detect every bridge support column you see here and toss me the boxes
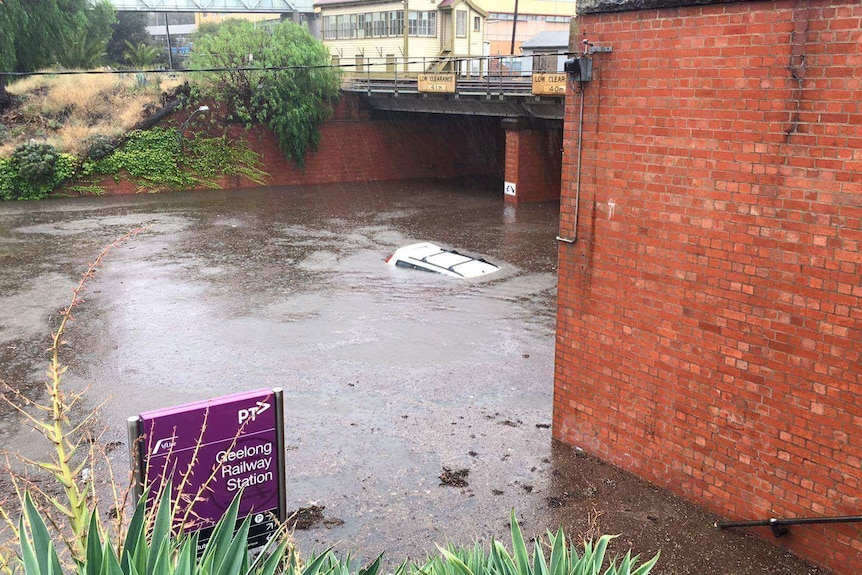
[502,118,562,203]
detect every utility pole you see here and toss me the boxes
[403,0,409,73]
[509,0,519,55]
[164,12,174,70]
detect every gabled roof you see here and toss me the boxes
[438,0,488,17]
[519,30,570,50]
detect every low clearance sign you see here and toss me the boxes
[133,388,286,552]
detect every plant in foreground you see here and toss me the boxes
[19,486,294,575]
[16,501,660,575]
[408,510,659,575]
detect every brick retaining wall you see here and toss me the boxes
[554,0,862,571]
[91,93,504,193]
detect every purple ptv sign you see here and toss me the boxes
[132,388,285,551]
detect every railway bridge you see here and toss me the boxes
[340,70,568,203]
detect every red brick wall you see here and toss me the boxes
[554,0,862,571]
[89,93,504,193]
[504,126,563,203]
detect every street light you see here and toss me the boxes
[178,105,210,148]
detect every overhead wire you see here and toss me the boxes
[0,51,579,78]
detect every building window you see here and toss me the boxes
[323,16,335,40]
[408,11,436,37]
[373,11,387,37]
[408,11,417,35]
[456,11,467,37]
[473,16,480,31]
[331,54,340,67]
[389,10,404,36]
[427,11,437,36]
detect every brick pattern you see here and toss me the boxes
[504,127,563,203]
[554,0,862,571]
[91,94,504,193]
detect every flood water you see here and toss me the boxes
[0,178,561,560]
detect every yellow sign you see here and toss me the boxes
[418,73,456,93]
[531,73,567,96]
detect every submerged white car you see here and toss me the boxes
[387,243,500,279]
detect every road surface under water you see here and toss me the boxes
[0,180,819,574]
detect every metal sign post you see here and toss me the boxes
[128,388,286,553]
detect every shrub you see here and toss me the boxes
[0,143,77,200]
[18,502,660,575]
[11,141,59,184]
[84,134,118,161]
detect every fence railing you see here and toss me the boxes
[337,53,570,97]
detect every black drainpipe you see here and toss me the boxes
[716,515,862,538]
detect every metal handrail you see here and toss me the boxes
[716,514,862,538]
[343,76,539,97]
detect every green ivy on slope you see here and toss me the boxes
[83,126,268,192]
[0,127,269,200]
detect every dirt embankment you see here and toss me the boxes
[0,72,186,158]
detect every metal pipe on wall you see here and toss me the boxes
[573,82,585,241]
[557,78,584,245]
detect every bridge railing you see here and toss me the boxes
[337,54,569,97]
[333,54,565,95]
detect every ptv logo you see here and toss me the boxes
[238,400,271,425]
[152,435,177,455]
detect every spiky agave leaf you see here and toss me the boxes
[509,511,530,575]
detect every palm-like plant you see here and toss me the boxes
[58,31,109,69]
[122,41,161,70]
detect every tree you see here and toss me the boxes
[188,19,341,167]
[57,0,117,69]
[58,1,116,68]
[0,0,116,110]
[0,1,18,109]
[1,0,115,109]
[106,11,152,66]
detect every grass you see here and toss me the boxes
[1,70,185,157]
